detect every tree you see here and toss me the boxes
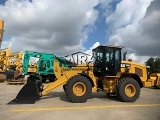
[154,57,160,73]
[145,57,160,74]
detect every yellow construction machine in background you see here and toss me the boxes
[27,62,37,73]
[0,47,25,84]
[8,45,160,104]
[0,20,4,48]
[0,48,10,82]
[148,73,160,89]
[0,20,7,82]
[6,51,25,85]
[9,51,23,71]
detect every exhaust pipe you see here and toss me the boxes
[8,75,43,104]
[123,51,127,60]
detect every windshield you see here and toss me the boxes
[92,48,103,64]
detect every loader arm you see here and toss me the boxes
[42,59,97,95]
[42,71,81,95]
[42,60,81,95]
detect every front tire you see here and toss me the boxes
[65,75,92,103]
[117,77,140,102]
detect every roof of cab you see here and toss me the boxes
[93,45,124,49]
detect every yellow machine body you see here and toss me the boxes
[0,48,10,82]
[42,59,160,96]
[7,51,26,85]
[42,61,97,95]
[121,60,160,88]
[147,73,160,88]
[27,63,37,73]
[9,51,23,71]
[0,48,11,72]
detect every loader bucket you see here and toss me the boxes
[8,75,43,104]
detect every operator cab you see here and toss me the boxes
[92,45,122,76]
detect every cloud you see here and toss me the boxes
[105,0,160,62]
[106,0,152,29]
[84,41,100,60]
[0,0,99,55]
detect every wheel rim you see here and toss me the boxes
[125,84,136,97]
[73,82,86,96]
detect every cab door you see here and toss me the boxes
[105,48,121,76]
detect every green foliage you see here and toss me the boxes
[145,57,160,74]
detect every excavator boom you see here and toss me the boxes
[0,20,4,48]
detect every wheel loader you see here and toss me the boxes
[8,45,160,104]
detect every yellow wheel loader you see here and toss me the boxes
[8,45,160,104]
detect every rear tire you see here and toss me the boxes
[41,76,46,83]
[48,75,56,82]
[65,75,92,103]
[117,77,140,102]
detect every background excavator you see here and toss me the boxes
[0,20,4,48]
[0,48,25,84]
[21,50,71,83]
[0,20,6,82]
[0,48,10,82]
[8,45,160,104]
[6,51,25,84]
[5,49,73,85]
[9,51,23,71]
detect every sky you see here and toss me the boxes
[0,0,160,63]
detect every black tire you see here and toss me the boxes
[42,79,46,83]
[41,75,46,83]
[35,75,42,82]
[49,79,53,82]
[65,75,92,103]
[117,77,140,102]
